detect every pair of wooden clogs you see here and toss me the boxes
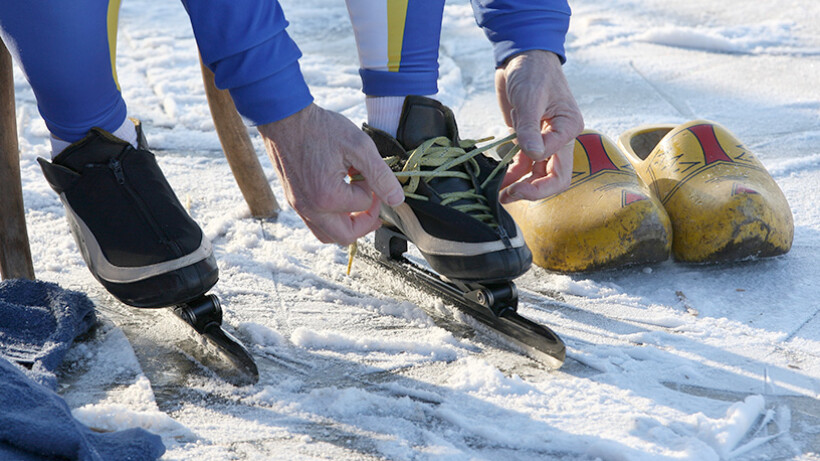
[504,120,794,272]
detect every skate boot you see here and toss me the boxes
[364,96,531,282]
[38,121,218,308]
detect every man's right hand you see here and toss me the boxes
[258,103,404,245]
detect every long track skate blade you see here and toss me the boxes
[171,301,259,386]
[200,323,259,386]
[492,312,565,369]
[400,264,565,369]
[358,239,565,369]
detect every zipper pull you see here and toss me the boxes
[497,221,512,248]
[109,158,125,184]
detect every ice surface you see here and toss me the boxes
[7,0,819,459]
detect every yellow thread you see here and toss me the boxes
[346,241,358,275]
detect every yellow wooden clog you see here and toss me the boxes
[617,120,793,262]
[504,130,672,272]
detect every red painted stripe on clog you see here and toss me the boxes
[578,133,619,175]
[688,124,733,165]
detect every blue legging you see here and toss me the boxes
[0,0,445,142]
[0,0,127,142]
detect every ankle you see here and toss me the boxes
[366,95,435,137]
[50,136,71,158]
[111,118,139,149]
[50,119,138,159]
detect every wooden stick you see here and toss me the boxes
[0,39,35,280]
[199,59,279,219]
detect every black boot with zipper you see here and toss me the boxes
[38,121,218,308]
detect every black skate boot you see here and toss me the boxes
[38,121,218,308]
[364,96,532,282]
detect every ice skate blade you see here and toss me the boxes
[357,241,565,369]
[172,295,259,386]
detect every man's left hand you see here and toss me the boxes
[494,50,584,204]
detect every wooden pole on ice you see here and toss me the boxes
[199,58,280,219]
[0,39,35,280]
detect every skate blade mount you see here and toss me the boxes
[366,227,565,369]
[172,294,259,386]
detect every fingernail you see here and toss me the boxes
[523,145,546,159]
[523,143,543,153]
[387,189,405,207]
[500,189,520,204]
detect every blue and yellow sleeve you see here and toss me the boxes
[346,0,445,97]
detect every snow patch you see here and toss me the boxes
[637,26,741,53]
[239,322,287,348]
[71,376,191,437]
[290,327,460,361]
[635,22,805,55]
[72,403,191,438]
[445,357,534,396]
[693,395,769,458]
[767,153,820,178]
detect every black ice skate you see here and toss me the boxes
[358,97,564,368]
[39,122,258,385]
[38,121,217,308]
[364,95,532,283]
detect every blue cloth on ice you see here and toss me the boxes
[0,279,165,460]
[0,278,96,387]
[0,358,166,461]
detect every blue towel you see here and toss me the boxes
[0,279,165,460]
[0,279,96,387]
[0,358,166,461]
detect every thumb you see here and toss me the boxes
[511,107,546,161]
[351,142,405,207]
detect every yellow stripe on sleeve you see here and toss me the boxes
[386,0,409,72]
[107,0,121,90]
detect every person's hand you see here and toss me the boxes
[258,103,404,245]
[494,50,584,204]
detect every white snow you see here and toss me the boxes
[9,0,820,459]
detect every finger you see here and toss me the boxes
[501,152,572,203]
[320,195,382,245]
[494,69,514,128]
[302,217,335,244]
[500,175,563,203]
[500,153,533,189]
[325,180,378,214]
[548,140,575,183]
[541,114,584,156]
[510,106,547,161]
[348,195,384,239]
[348,137,404,207]
[532,155,549,178]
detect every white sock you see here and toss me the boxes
[50,119,138,159]
[111,118,138,149]
[366,95,438,137]
[366,96,406,137]
[49,136,71,158]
